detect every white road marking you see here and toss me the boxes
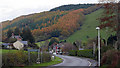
[88,61,92,66]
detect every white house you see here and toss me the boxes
[13,41,28,50]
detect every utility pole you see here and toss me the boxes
[93,42,96,57]
[41,47,42,63]
[96,27,100,66]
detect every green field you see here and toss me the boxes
[0,49,18,54]
[66,9,114,43]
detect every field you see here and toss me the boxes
[66,9,114,43]
[0,49,18,54]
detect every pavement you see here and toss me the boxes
[47,55,98,68]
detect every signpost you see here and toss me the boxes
[28,49,40,64]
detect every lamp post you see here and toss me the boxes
[96,27,100,66]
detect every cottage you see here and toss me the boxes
[11,33,22,40]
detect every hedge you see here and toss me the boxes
[69,50,77,56]
[69,49,96,58]
[77,49,93,58]
[2,50,51,67]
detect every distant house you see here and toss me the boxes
[13,40,28,50]
[2,43,9,48]
[2,43,13,49]
[11,33,22,40]
[53,43,63,54]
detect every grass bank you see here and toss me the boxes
[17,56,63,68]
[66,9,115,43]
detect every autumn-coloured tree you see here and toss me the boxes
[98,0,120,49]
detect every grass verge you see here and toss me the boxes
[16,56,63,68]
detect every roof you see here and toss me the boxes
[11,35,22,39]
[13,41,24,50]
[2,43,10,46]
[20,41,28,45]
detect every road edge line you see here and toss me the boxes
[88,61,92,66]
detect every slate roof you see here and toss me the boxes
[2,43,10,46]
[20,41,28,45]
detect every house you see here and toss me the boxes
[13,40,28,50]
[11,33,22,40]
[2,43,13,49]
[53,43,63,54]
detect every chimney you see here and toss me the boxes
[12,33,14,38]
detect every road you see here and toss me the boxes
[48,55,97,68]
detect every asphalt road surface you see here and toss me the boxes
[48,55,98,68]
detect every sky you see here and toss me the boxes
[0,0,99,22]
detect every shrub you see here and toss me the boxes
[69,49,96,58]
[77,49,93,58]
[2,51,28,66]
[2,51,51,67]
[42,53,51,63]
[62,43,77,53]
[101,46,113,55]
[69,50,77,56]
[101,50,120,68]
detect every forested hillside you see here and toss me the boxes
[50,4,95,11]
[2,4,102,42]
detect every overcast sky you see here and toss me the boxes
[0,0,99,22]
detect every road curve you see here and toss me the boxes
[53,55,89,66]
[47,55,97,68]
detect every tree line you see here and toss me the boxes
[6,27,35,43]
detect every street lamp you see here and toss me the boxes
[96,27,100,66]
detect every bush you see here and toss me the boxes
[62,43,77,53]
[69,50,77,56]
[77,49,93,58]
[69,49,96,58]
[42,53,51,63]
[101,46,113,55]
[101,50,120,68]
[2,51,28,66]
[2,51,51,67]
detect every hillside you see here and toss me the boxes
[66,9,109,43]
[2,4,103,42]
[2,11,69,30]
[50,4,95,11]
[2,9,85,42]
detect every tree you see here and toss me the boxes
[73,40,82,50]
[22,27,35,43]
[14,27,20,35]
[7,29,13,38]
[9,38,17,43]
[49,37,59,46]
[98,0,120,49]
[51,30,61,37]
[62,43,77,52]
[117,2,120,50]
